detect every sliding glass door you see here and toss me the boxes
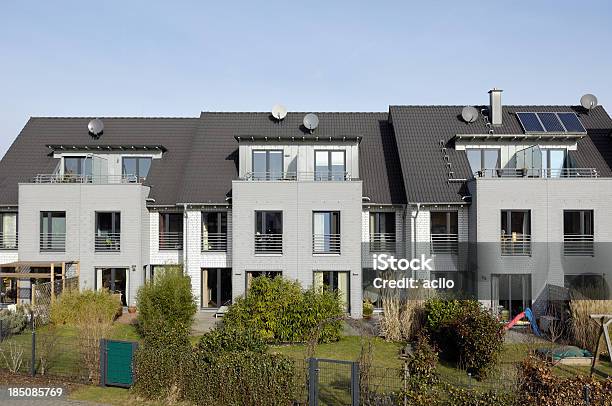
[201,268,232,308]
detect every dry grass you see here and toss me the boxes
[380,285,434,342]
[569,299,612,355]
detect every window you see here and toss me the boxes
[541,149,566,178]
[500,210,531,256]
[96,268,127,306]
[0,212,17,250]
[159,213,183,250]
[246,271,282,291]
[202,212,228,252]
[369,212,396,252]
[313,212,340,254]
[564,274,608,299]
[122,157,152,182]
[430,211,458,254]
[64,156,92,177]
[563,210,594,256]
[95,212,121,252]
[252,150,283,180]
[314,271,349,311]
[467,149,500,177]
[255,211,282,254]
[315,150,346,181]
[40,212,66,252]
[201,268,232,308]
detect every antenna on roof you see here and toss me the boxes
[271,104,287,121]
[88,118,104,139]
[303,113,319,134]
[580,94,598,113]
[461,106,479,123]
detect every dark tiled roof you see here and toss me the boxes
[390,105,612,203]
[176,112,406,204]
[0,117,199,206]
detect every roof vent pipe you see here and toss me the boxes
[488,88,503,126]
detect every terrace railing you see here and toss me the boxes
[241,171,354,181]
[39,233,66,252]
[431,233,459,254]
[0,232,18,250]
[501,234,532,256]
[159,232,183,250]
[254,233,282,254]
[202,233,228,252]
[563,234,595,256]
[369,233,396,252]
[474,168,598,179]
[95,233,121,252]
[32,174,140,184]
[312,233,341,254]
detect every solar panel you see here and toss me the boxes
[537,113,565,132]
[557,113,587,133]
[516,112,544,132]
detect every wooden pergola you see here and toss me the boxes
[0,260,80,304]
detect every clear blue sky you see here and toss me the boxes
[1,1,611,157]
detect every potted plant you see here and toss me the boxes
[363,300,374,319]
[128,305,137,314]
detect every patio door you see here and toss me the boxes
[96,268,128,306]
[201,268,232,308]
[491,274,531,320]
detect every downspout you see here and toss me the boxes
[410,203,421,279]
[183,204,188,274]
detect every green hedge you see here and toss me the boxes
[223,276,343,343]
[50,289,119,325]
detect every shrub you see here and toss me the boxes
[223,276,343,343]
[183,351,298,406]
[405,335,439,389]
[424,299,503,379]
[0,305,30,335]
[194,326,267,364]
[363,300,374,318]
[136,265,197,337]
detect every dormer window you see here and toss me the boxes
[64,156,92,177]
[122,157,152,182]
[467,149,500,177]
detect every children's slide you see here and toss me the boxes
[503,308,541,336]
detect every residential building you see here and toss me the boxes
[1,90,610,319]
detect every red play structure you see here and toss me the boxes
[503,308,541,336]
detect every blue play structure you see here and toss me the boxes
[504,307,542,336]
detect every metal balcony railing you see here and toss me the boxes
[95,233,121,252]
[313,233,341,254]
[202,233,228,252]
[474,168,598,179]
[0,232,18,250]
[564,234,594,256]
[501,234,532,256]
[159,232,183,250]
[431,233,459,254]
[32,174,140,184]
[369,233,396,252]
[241,171,353,181]
[254,233,282,254]
[40,233,66,252]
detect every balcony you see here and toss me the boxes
[95,233,121,252]
[32,174,141,184]
[474,168,598,179]
[564,234,594,256]
[254,233,282,254]
[313,233,341,254]
[240,171,354,182]
[369,233,396,252]
[40,233,66,252]
[159,232,183,250]
[202,233,228,252]
[0,232,18,250]
[431,234,459,255]
[501,234,531,256]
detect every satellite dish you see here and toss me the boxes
[271,104,287,120]
[461,106,479,123]
[88,118,104,138]
[303,113,319,132]
[580,94,598,111]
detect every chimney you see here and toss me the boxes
[488,88,503,126]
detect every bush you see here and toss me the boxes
[0,305,30,335]
[223,276,343,343]
[405,335,439,390]
[50,289,119,325]
[194,326,267,364]
[518,355,612,405]
[183,351,298,406]
[136,265,197,337]
[424,299,503,379]
[363,300,374,317]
